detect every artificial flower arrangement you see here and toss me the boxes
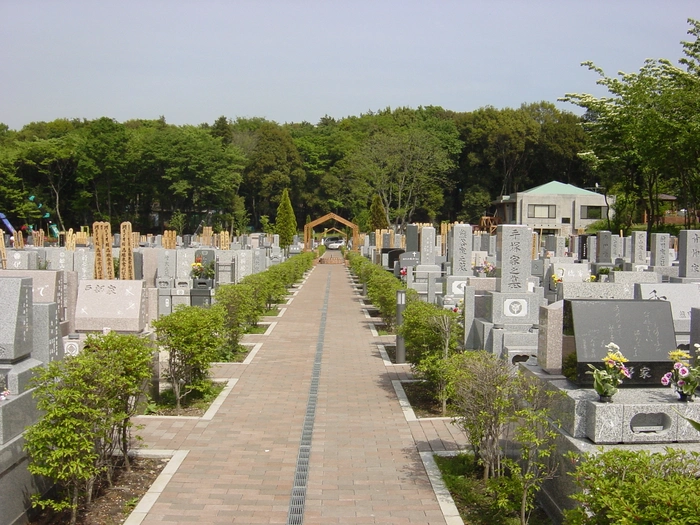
[661,345,700,400]
[587,342,632,400]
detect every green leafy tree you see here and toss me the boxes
[24,333,152,525]
[80,332,153,471]
[153,305,225,413]
[25,357,104,524]
[242,123,305,228]
[561,19,700,236]
[368,193,389,231]
[15,133,81,230]
[274,188,297,248]
[168,209,187,235]
[400,300,460,414]
[502,375,561,525]
[346,128,454,231]
[452,351,520,480]
[458,185,492,224]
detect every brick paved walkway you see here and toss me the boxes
[130,263,466,524]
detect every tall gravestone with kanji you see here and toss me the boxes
[496,225,531,293]
[678,230,700,279]
[449,224,472,277]
[650,233,671,267]
[471,224,540,362]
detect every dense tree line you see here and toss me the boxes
[0,103,589,235]
[2,19,697,236]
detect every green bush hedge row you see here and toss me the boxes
[216,252,315,350]
[347,252,407,331]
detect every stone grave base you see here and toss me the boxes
[517,363,700,523]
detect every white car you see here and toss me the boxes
[327,239,346,250]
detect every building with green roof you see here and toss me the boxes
[492,181,614,236]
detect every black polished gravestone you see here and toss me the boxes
[566,299,677,387]
[380,248,404,270]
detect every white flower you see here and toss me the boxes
[605,342,620,351]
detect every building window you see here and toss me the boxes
[527,204,556,219]
[581,206,606,219]
[561,217,571,224]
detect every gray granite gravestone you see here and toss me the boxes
[596,231,612,264]
[398,252,420,270]
[678,230,700,278]
[555,236,566,257]
[157,249,176,280]
[650,233,671,267]
[0,278,33,361]
[420,226,436,265]
[568,299,676,386]
[496,225,532,293]
[480,234,491,252]
[252,248,267,274]
[587,236,597,263]
[195,249,216,267]
[450,224,472,277]
[6,250,38,270]
[538,300,564,373]
[543,235,555,254]
[234,250,250,281]
[631,231,647,264]
[75,280,147,332]
[634,282,700,343]
[611,234,622,261]
[31,302,62,364]
[368,232,376,247]
[45,247,74,271]
[557,282,635,301]
[0,270,66,323]
[175,249,197,280]
[73,248,95,279]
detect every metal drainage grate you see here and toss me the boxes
[286,272,331,525]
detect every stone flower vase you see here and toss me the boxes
[598,394,613,403]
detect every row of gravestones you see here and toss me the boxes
[360,225,700,374]
[0,277,64,525]
[3,245,304,319]
[4,231,292,251]
[0,239,305,525]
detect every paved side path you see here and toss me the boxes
[132,263,466,524]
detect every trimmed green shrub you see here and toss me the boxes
[24,333,153,524]
[153,304,225,413]
[565,448,700,525]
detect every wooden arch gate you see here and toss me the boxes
[304,213,360,252]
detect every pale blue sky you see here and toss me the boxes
[1,0,697,130]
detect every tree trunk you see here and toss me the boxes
[70,484,79,525]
